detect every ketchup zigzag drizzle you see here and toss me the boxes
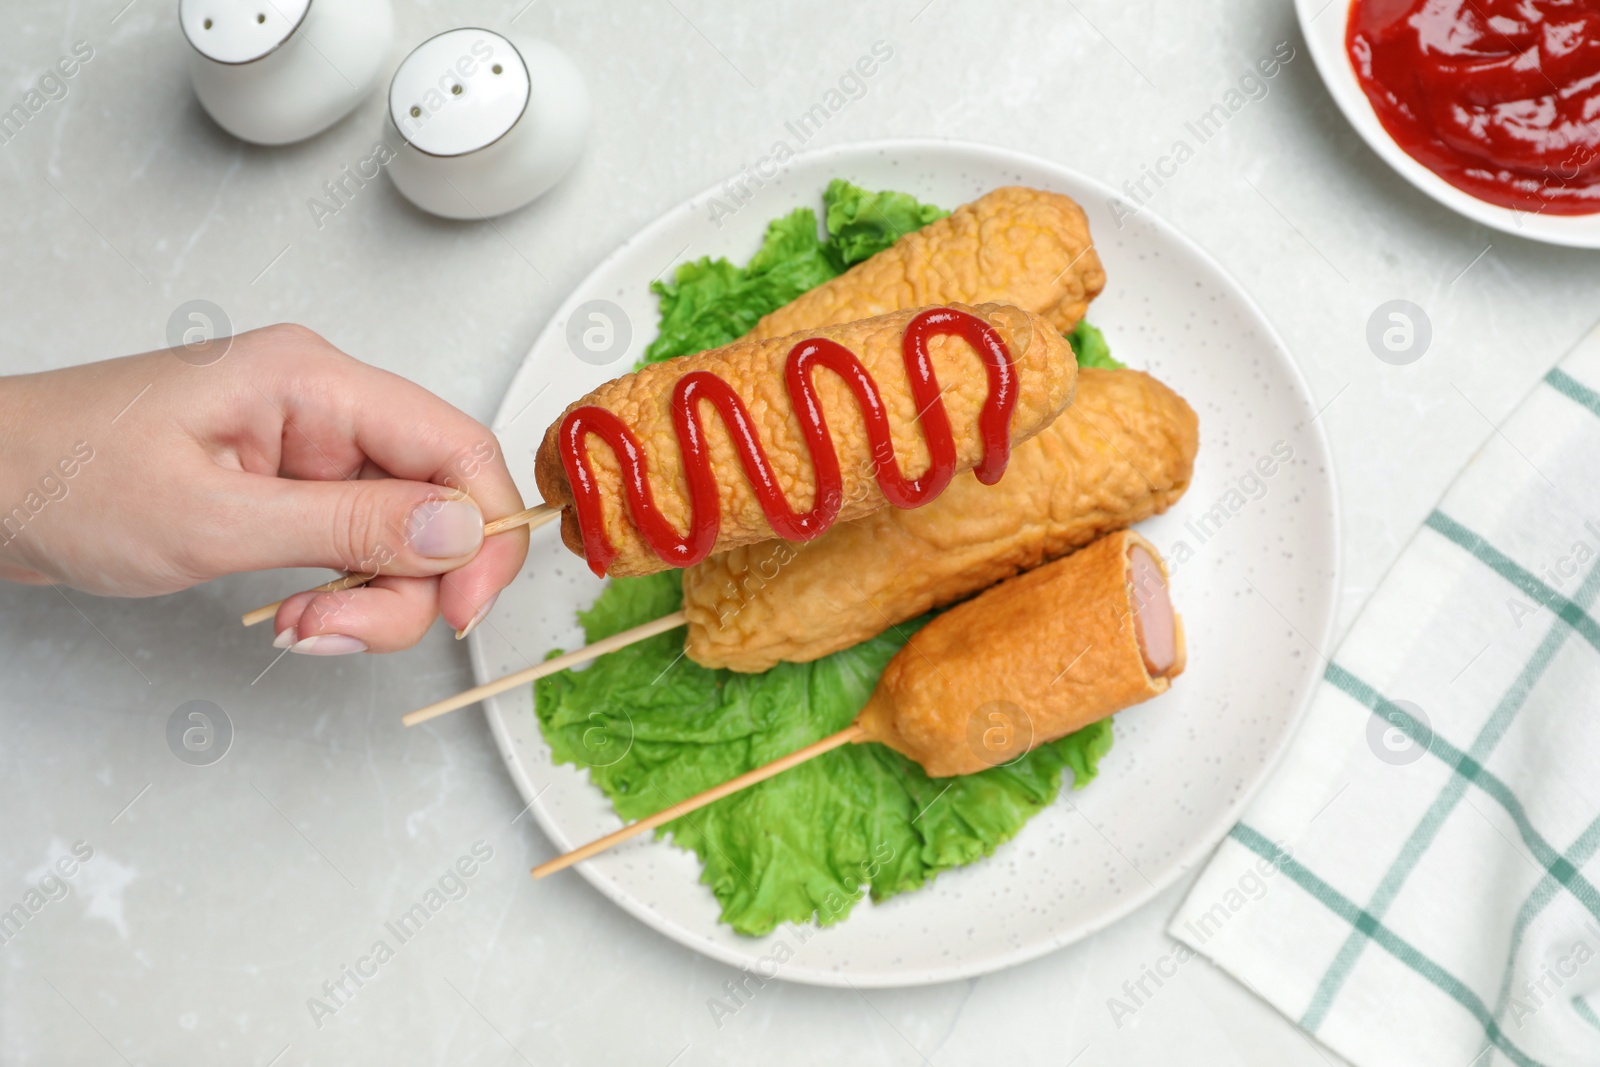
[558,307,1017,577]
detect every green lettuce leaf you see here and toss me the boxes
[536,573,1115,937]
[640,209,836,366]
[820,178,948,270]
[1068,319,1124,370]
[640,181,947,367]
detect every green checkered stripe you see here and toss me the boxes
[1184,366,1600,1067]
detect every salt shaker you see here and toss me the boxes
[181,0,394,146]
[384,29,589,220]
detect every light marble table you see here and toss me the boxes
[4,1,1598,1064]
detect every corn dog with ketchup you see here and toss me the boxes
[535,184,1105,579]
[535,302,1077,578]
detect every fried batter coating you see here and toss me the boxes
[856,530,1183,778]
[682,368,1197,671]
[535,303,1077,577]
[748,186,1107,342]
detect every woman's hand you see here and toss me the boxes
[0,324,529,654]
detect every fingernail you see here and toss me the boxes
[272,626,298,649]
[290,634,368,656]
[407,498,483,559]
[455,592,499,640]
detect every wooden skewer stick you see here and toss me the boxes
[531,724,867,879]
[481,503,561,538]
[240,572,371,628]
[240,502,562,627]
[402,610,689,727]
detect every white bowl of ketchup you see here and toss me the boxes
[1297,0,1600,247]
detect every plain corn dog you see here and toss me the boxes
[856,529,1184,778]
[748,186,1107,342]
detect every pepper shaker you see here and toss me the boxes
[181,0,394,146]
[384,29,589,220]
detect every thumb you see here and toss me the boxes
[199,473,486,579]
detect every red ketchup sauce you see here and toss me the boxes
[557,306,1017,577]
[1347,0,1600,214]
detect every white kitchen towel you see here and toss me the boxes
[1169,328,1600,1067]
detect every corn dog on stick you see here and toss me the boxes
[536,184,1103,579]
[748,186,1107,341]
[535,302,1076,577]
[857,529,1183,778]
[683,368,1197,672]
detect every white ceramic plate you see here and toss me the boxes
[1297,0,1600,247]
[471,140,1340,987]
